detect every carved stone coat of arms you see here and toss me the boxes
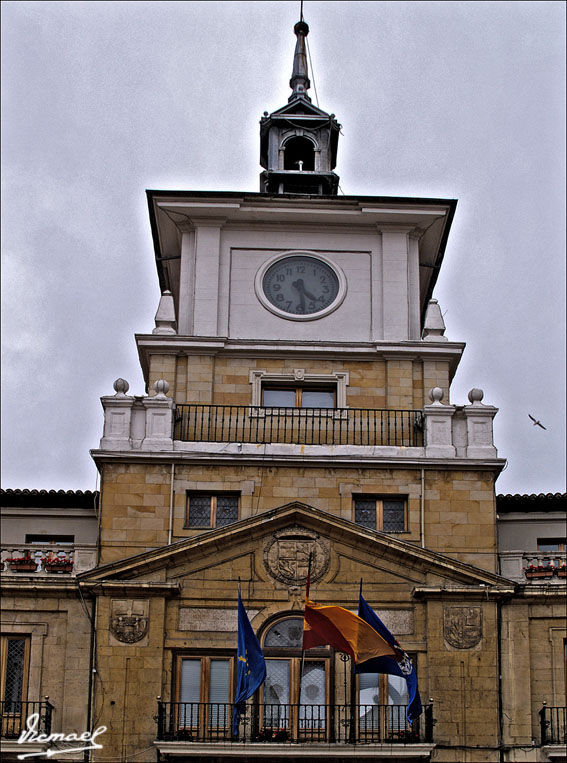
[443,606,482,649]
[264,526,330,586]
[110,599,149,644]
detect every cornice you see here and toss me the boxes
[412,585,516,601]
[90,445,506,474]
[77,581,180,596]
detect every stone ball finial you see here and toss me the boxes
[429,387,444,404]
[113,378,129,396]
[154,379,170,398]
[468,388,484,405]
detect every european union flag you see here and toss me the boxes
[356,590,422,724]
[232,584,266,737]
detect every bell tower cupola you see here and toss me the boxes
[260,17,341,195]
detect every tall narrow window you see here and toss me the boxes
[358,671,411,737]
[262,618,330,739]
[1,635,30,737]
[178,657,232,732]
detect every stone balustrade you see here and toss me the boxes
[99,378,499,460]
[499,550,567,583]
[0,544,97,575]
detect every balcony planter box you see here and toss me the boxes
[44,562,73,574]
[525,569,553,579]
[557,568,567,578]
[8,560,38,572]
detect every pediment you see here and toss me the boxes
[270,99,331,119]
[78,502,510,591]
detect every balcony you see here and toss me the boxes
[1,699,53,739]
[0,544,97,576]
[156,701,434,757]
[174,405,424,447]
[540,705,567,746]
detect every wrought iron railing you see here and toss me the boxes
[174,405,424,447]
[540,704,566,745]
[1,699,53,738]
[156,701,433,744]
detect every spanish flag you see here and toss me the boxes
[303,598,399,664]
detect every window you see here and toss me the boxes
[177,656,232,730]
[354,497,407,532]
[25,534,74,545]
[186,494,239,529]
[262,387,335,409]
[261,618,329,738]
[249,370,349,409]
[1,635,30,737]
[358,670,412,735]
[537,538,566,553]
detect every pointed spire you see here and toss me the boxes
[289,20,311,101]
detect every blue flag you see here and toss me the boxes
[232,584,266,737]
[356,590,422,724]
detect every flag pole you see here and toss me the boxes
[299,552,313,706]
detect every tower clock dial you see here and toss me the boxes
[257,253,346,320]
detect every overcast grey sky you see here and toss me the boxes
[1,0,565,495]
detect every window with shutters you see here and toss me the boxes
[185,493,239,529]
[353,496,407,532]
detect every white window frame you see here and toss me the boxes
[249,369,349,418]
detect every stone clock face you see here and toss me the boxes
[261,254,341,317]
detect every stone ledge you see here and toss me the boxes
[154,741,436,758]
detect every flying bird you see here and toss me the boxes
[528,414,547,430]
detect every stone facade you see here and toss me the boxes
[1,16,565,763]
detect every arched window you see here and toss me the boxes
[283,136,315,171]
[261,616,329,739]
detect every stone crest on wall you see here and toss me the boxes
[110,599,149,644]
[443,605,482,649]
[264,526,330,586]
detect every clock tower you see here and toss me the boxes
[88,15,514,763]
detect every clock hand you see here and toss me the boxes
[303,288,317,301]
[292,280,306,311]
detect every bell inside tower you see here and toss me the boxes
[283,137,315,171]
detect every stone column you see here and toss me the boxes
[464,388,498,458]
[142,380,174,451]
[100,378,133,450]
[424,387,456,457]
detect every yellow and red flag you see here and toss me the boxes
[303,598,399,664]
